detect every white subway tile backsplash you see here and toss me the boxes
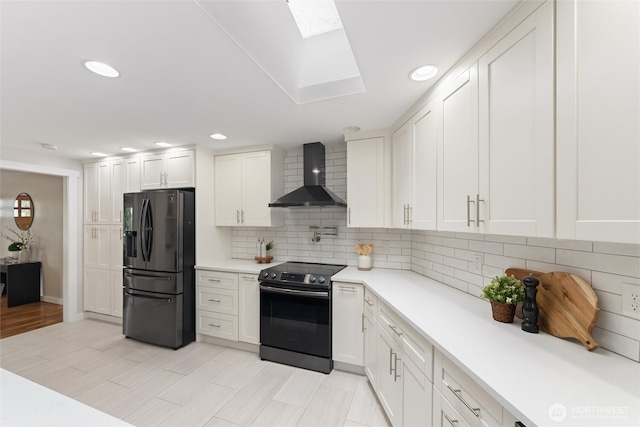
[504,244,556,263]
[557,249,640,278]
[228,142,640,361]
[593,242,640,257]
[591,328,640,362]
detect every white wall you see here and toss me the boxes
[0,170,64,301]
[230,142,640,362]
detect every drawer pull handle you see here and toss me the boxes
[444,414,458,427]
[339,286,357,293]
[362,313,365,332]
[208,299,221,303]
[389,325,403,337]
[364,298,374,307]
[208,323,221,328]
[447,384,481,417]
[208,278,221,282]
[241,276,255,280]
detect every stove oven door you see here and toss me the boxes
[259,283,331,358]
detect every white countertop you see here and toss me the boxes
[0,369,132,426]
[195,259,282,275]
[333,267,640,427]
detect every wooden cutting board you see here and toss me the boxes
[505,268,600,351]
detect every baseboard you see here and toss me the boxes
[41,295,63,305]
[333,361,365,375]
[85,312,123,325]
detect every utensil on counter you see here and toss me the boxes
[505,268,600,351]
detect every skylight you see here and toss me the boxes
[287,0,343,39]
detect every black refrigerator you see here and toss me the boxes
[122,189,195,349]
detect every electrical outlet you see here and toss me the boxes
[470,252,483,274]
[622,283,640,320]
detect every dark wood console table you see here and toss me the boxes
[0,261,42,307]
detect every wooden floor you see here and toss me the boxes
[0,295,63,339]
[1,319,390,427]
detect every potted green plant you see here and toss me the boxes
[265,240,275,257]
[481,275,525,323]
[7,241,22,259]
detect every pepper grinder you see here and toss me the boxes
[521,275,540,333]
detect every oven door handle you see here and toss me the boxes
[260,284,329,299]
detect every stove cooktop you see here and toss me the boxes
[258,261,347,288]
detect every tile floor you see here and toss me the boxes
[0,319,391,427]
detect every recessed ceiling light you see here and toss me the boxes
[83,61,120,78]
[343,126,361,133]
[287,0,343,39]
[41,143,58,150]
[121,147,138,152]
[409,65,438,82]
[91,152,107,157]
[155,142,172,148]
[210,133,227,140]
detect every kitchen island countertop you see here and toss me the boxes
[333,266,640,427]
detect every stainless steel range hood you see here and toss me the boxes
[269,142,347,208]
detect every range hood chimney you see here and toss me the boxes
[269,142,347,208]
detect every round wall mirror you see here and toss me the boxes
[14,193,34,230]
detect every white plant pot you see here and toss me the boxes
[358,255,372,271]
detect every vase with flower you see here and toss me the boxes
[1,227,34,263]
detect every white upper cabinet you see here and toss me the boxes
[140,150,194,190]
[84,161,111,224]
[347,135,386,228]
[557,0,640,244]
[391,101,437,230]
[214,149,284,227]
[478,0,554,237]
[437,1,553,237]
[437,65,480,233]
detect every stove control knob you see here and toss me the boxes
[262,272,269,279]
[271,272,277,279]
[309,276,316,283]
[318,276,326,284]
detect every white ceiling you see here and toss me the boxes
[0,0,519,161]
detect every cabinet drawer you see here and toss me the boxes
[434,388,471,427]
[378,301,433,381]
[364,287,378,317]
[197,311,238,341]
[196,270,238,291]
[197,288,238,315]
[437,351,503,427]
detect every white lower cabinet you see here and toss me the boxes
[332,282,364,366]
[196,270,239,340]
[434,349,516,427]
[110,270,123,318]
[195,269,259,345]
[369,298,434,427]
[238,274,260,344]
[363,288,379,389]
[84,268,111,315]
[433,388,471,427]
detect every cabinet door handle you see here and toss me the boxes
[241,210,245,224]
[444,414,458,427]
[207,298,221,303]
[208,323,221,328]
[362,313,365,332]
[476,194,484,226]
[236,210,240,224]
[446,384,481,417]
[389,348,394,375]
[403,204,408,225]
[408,205,413,225]
[364,298,374,307]
[389,324,403,338]
[393,355,401,382]
[348,208,351,225]
[466,195,475,227]
[338,285,357,293]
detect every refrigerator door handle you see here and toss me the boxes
[144,199,154,261]
[126,290,171,303]
[140,199,148,261]
[124,271,172,281]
